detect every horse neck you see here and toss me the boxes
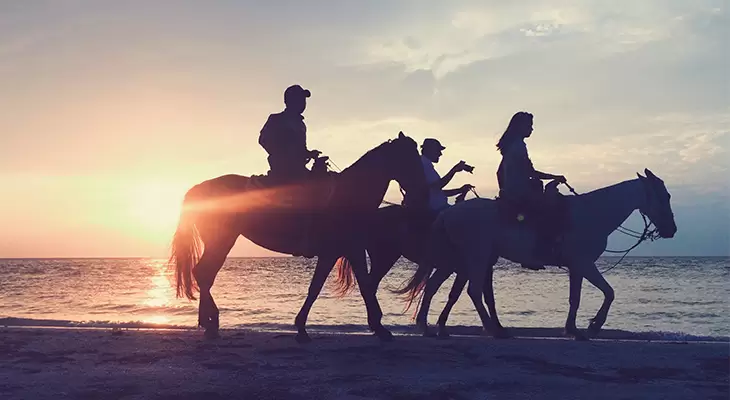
[571,178,645,237]
[335,148,391,211]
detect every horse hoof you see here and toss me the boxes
[587,320,602,337]
[421,329,436,338]
[204,329,221,340]
[492,328,511,339]
[374,328,394,342]
[564,329,589,341]
[295,332,312,344]
[574,333,590,342]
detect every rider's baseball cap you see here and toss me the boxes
[421,138,446,151]
[284,85,311,103]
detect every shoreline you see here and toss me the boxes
[1,327,727,399]
[2,317,728,343]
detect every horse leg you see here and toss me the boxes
[465,260,493,335]
[415,267,452,337]
[349,249,393,341]
[294,254,339,343]
[367,248,401,332]
[482,261,510,338]
[192,234,237,340]
[564,267,588,341]
[369,247,401,293]
[436,273,467,338]
[582,263,615,337]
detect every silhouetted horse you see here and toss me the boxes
[169,132,429,342]
[398,169,677,340]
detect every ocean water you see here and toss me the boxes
[0,257,727,338]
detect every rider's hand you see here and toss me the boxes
[460,184,474,193]
[555,175,567,183]
[454,160,468,172]
[308,149,322,158]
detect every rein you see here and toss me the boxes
[562,181,660,274]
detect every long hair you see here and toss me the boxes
[496,111,533,155]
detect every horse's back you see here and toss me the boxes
[439,198,498,251]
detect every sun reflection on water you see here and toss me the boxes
[141,260,174,324]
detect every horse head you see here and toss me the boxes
[386,132,429,211]
[637,168,677,238]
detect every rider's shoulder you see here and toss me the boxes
[504,139,528,156]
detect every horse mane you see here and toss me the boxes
[340,138,399,173]
[566,179,639,202]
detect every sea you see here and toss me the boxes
[0,257,727,339]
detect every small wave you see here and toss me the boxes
[0,317,192,330]
[233,323,729,342]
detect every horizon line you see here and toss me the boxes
[0,255,727,260]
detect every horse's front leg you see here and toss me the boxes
[294,254,338,343]
[349,249,392,341]
[564,267,588,341]
[582,263,615,337]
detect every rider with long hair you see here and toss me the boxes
[496,111,566,267]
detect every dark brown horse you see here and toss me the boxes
[169,132,429,342]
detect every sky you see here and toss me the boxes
[1,0,728,258]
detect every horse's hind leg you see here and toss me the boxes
[436,273,467,338]
[193,231,237,340]
[416,267,452,337]
[581,263,615,337]
[294,253,338,343]
[482,260,509,338]
[368,245,401,294]
[465,258,493,335]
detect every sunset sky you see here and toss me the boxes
[1,1,727,258]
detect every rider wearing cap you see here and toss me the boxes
[420,138,473,214]
[259,85,321,183]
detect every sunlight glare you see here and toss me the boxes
[126,181,185,239]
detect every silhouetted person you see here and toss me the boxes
[496,111,566,268]
[420,138,473,214]
[259,85,321,183]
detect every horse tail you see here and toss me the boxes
[332,257,356,297]
[169,191,203,300]
[392,260,432,312]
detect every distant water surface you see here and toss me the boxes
[0,257,727,338]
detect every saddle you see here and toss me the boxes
[496,181,570,265]
[242,157,337,257]
[249,156,336,210]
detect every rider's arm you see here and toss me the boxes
[436,167,458,189]
[533,170,566,182]
[436,161,467,189]
[258,115,277,154]
[443,188,462,197]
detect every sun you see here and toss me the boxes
[126,181,185,238]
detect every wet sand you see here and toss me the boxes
[0,327,727,399]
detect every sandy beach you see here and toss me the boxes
[0,327,727,400]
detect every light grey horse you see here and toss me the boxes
[398,169,677,340]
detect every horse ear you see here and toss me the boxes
[637,172,646,180]
[644,168,656,179]
[398,131,405,139]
